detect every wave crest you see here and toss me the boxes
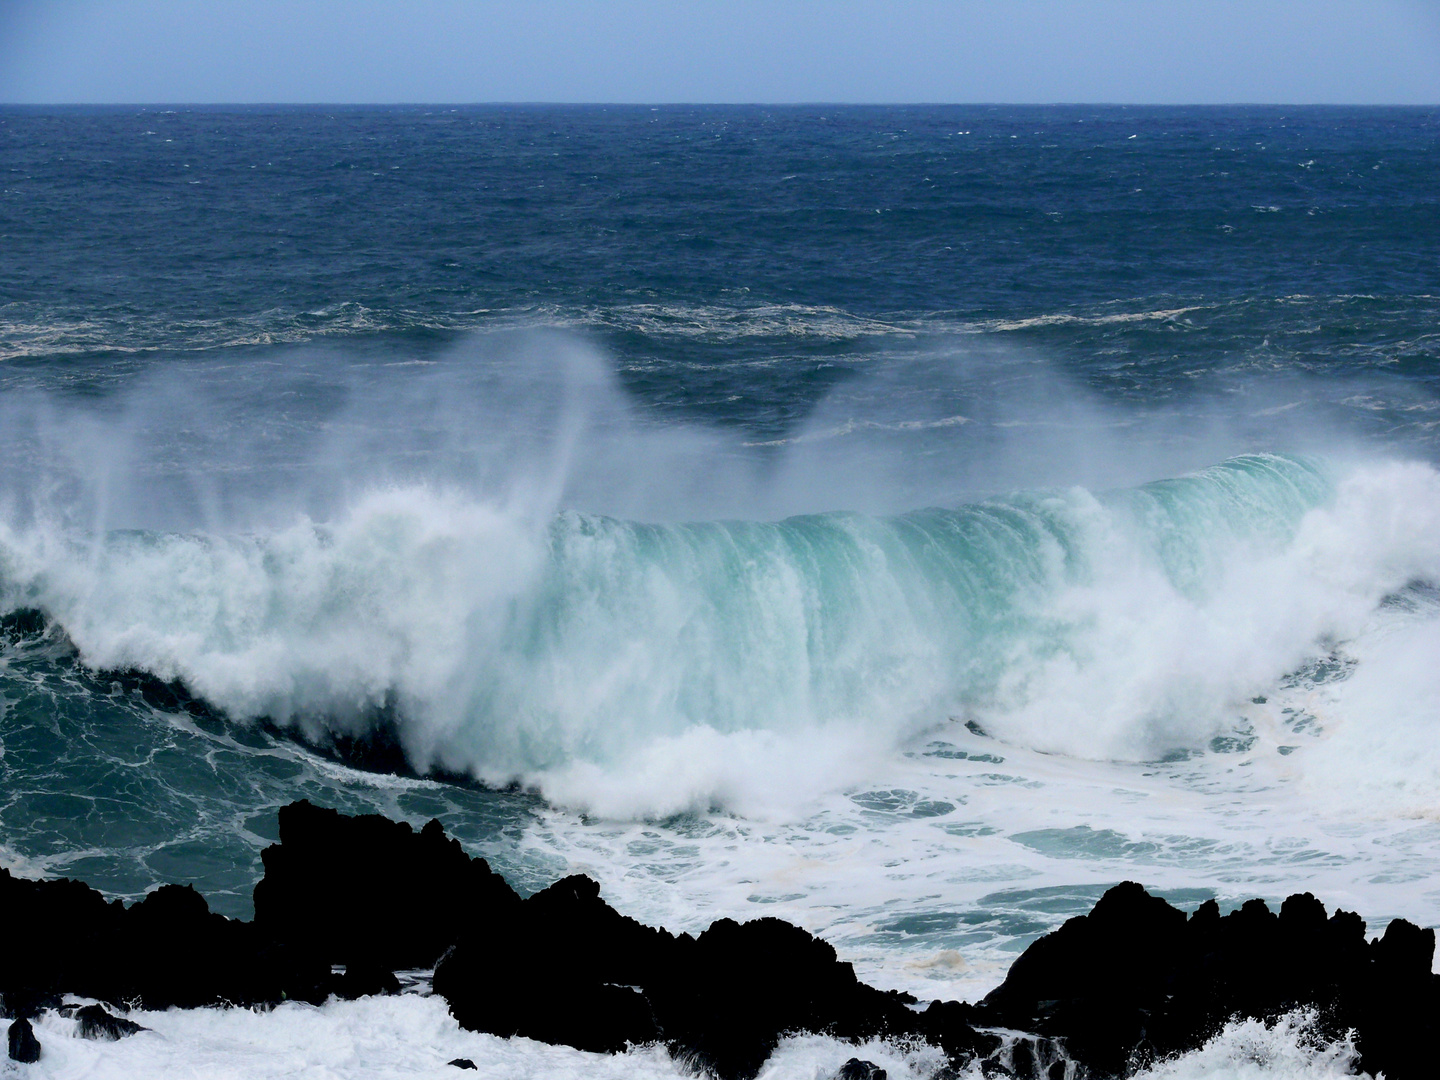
[7,452,1439,818]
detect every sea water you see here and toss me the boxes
[2,104,1438,1077]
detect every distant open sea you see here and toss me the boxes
[2,104,1439,1078]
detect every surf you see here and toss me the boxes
[3,448,1438,822]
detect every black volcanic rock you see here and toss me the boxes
[104,883,317,1008]
[975,881,1440,1079]
[7,1016,40,1062]
[0,799,519,1015]
[434,872,996,1080]
[253,799,520,971]
[2,806,1436,1080]
[0,870,332,1012]
[0,868,119,1012]
[655,914,959,1080]
[434,873,669,1054]
[74,1004,147,1040]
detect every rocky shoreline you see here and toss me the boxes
[1,800,1434,1078]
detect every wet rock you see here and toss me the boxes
[1,805,980,1079]
[655,914,952,1080]
[975,881,1440,1080]
[0,799,511,1013]
[988,1034,1072,1080]
[435,872,995,1080]
[835,1059,887,1080]
[97,883,333,1009]
[1009,1038,1037,1078]
[0,869,331,1011]
[7,1016,40,1063]
[253,799,521,971]
[74,1003,147,1040]
[435,874,664,1055]
[916,998,990,1064]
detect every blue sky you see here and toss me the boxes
[2,0,1438,105]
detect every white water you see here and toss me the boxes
[3,1003,1368,1079]
[2,455,1438,821]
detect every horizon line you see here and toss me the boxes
[3,100,1438,109]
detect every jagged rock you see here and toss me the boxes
[4,808,1436,1080]
[0,806,982,1079]
[253,799,520,970]
[7,1016,40,1063]
[835,1059,887,1080]
[654,914,955,1080]
[975,881,1440,1080]
[107,883,321,1008]
[74,1003,147,1040]
[915,998,988,1064]
[0,870,332,1011]
[435,872,995,1080]
[434,873,666,1054]
[0,799,496,1012]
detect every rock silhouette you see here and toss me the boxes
[0,871,333,1011]
[6,1016,40,1062]
[254,799,520,971]
[976,880,1440,1079]
[0,805,1436,1079]
[73,1004,147,1041]
[432,871,992,1079]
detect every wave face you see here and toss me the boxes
[7,449,1438,817]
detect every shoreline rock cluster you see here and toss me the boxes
[975,880,1437,1079]
[1,800,1435,1079]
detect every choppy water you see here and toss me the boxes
[2,104,1439,1075]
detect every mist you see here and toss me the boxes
[0,329,1422,537]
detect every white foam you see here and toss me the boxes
[5,1002,1371,1080]
[3,456,1440,829]
[535,723,892,821]
[1295,614,1440,820]
[13,997,687,1080]
[1131,1012,1365,1079]
[984,458,1440,762]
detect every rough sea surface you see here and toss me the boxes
[2,104,1439,1077]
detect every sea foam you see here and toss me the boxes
[7,1002,1370,1080]
[2,450,1439,823]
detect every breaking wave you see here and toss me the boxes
[4,447,1439,818]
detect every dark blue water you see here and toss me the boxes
[0,107,1437,975]
[4,106,1438,416]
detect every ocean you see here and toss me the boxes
[1,103,1438,1077]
